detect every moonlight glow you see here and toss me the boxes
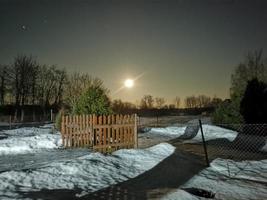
[124,79,134,88]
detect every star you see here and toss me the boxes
[21,25,27,31]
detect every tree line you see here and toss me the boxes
[0,55,67,108]
[0,55,110,121]
[112,95,222,113]
[0,54,225,122]
[138,95,221,109]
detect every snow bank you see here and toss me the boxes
[0,127,62,155]
[149,126,186,137]
[163,158,267,200]
[0,143,175,200]
[148,125,237,142]
[186,125,238,143]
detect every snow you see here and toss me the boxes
[162,158,267,200]
[187,125,238,143]
[0,143,175,200]
[163,189,200,200]
[147,125,238,142]
[149,126,186,137]
[0,127,62,155]
[1,125,266,200]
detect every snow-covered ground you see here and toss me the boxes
[0,125,266,200]
[148,125,267,153]
[0,143,175,200]
[0,127,62,155]
[163,158,267,200]
[149,126,187,137]
[148,125,238,142]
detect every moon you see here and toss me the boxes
[124,79,134,88]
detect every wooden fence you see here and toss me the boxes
[61,114,137,152]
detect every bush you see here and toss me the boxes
[212,99,243,124]
[240,78,267,124]
[73,85,112,115]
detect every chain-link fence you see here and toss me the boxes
[180,122,267,161]
[138,117,267,180]
[173,122,267,196]
[164,121,267,186]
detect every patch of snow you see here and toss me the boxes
[186,125,238,143]
[0,127,62,155]
[149,126,186,137]
[162,189,200,200]
[0,143,175,200]
[147,125,237,143]
[39,123,54,128]
[162,158,267,200]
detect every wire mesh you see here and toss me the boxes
[178,123,267,181]
[137,117,267,187]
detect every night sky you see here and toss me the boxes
[1,0,267,103]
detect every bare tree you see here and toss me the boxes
[0,65,8,105]
[184,96,197,108]
[196,95,211,108]
[155,97,166,109]
[140,95,154,109]
[36,65,57,107]
[7,55,39,121]
[64,72,106,112]
[231,49,267,100]
[30,64,40,105]
[112,99,136,113]
[10,55,38,106]
[174,96,181,108]
[53,68,67,105]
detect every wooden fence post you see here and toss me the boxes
[92,114,96,146]
[134,114,138,148]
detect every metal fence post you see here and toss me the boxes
[9,115,12,130]
[199,119,210,167]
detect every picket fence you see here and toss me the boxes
[61,114,137,153]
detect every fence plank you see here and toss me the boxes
[61,115,65,146]
[103,115,107,153]
[89,115,92,145]
[107,115,111,148]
